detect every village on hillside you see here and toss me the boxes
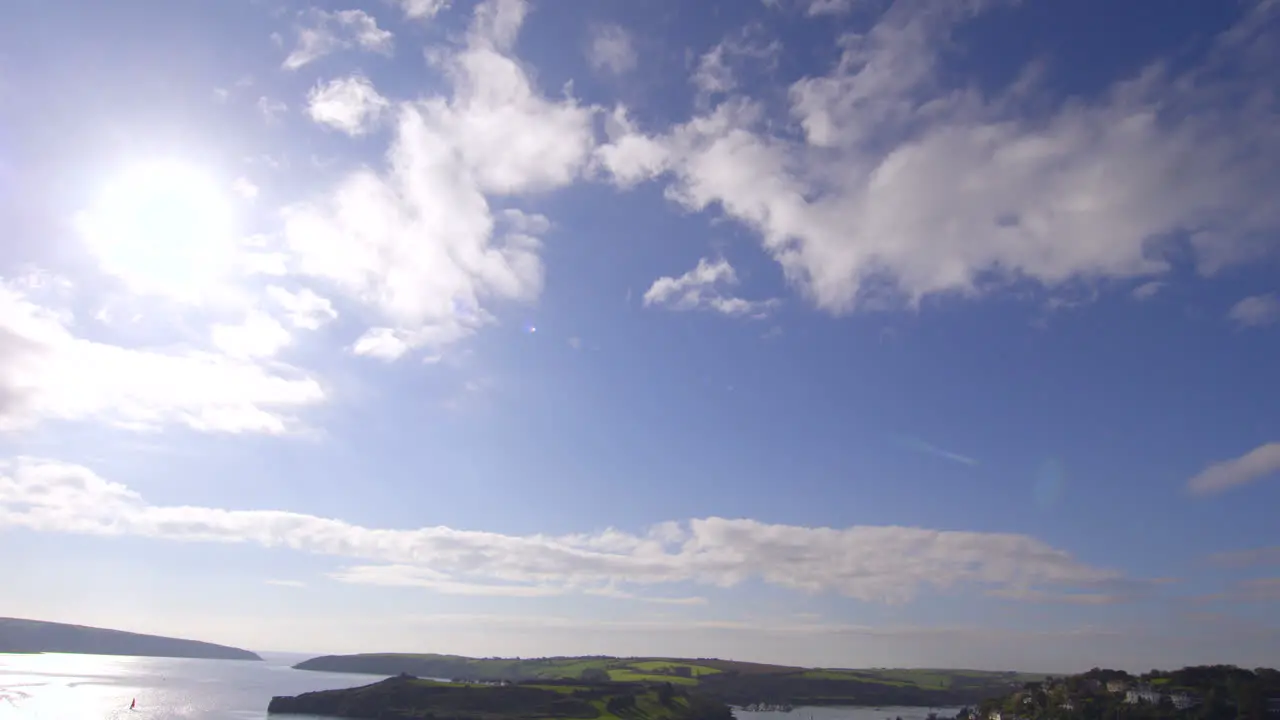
[961,666,1280,720]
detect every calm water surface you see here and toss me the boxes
[0,652,959,720]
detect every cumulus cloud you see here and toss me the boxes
[644,257,777,318]
[594,106,670,188]
[210,311,293,359]
[0,457,1141,604]
[306,75,390,136]
[282,0,593,361]
[282,9,394,71]
[586,23,637,76]
[598,0,1280,313]
[0,280,323,434]
[1228,293,1280,328]
[1187,441,1280,496]
[265,286,338,330]
[396,0,449,20]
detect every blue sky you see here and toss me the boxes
[1,0,1279,672]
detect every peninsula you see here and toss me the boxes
[0,617,262,661]
[268,673,736,720]
[292,654,1039,707]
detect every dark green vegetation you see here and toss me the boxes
[267,673,737,720]
[293,654,1040,707]
[973,665,1280,720]
[0,617,262,661]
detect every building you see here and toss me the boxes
[1126,686,1163,705]
[1170,694,1200,710]
[1107,681,1129,693]
[988,710,1002,720]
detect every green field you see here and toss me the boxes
[293,653,1046,708]
[268,674,732,720]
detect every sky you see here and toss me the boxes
[0,0,1279,674]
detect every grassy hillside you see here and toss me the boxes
[292,654,1038,707]
[267,675,735,720]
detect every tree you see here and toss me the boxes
[580,668,610,683]
[658,682,675,707]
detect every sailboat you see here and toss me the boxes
[130,698,136,710]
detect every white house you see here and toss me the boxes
[1126,686,1163,705]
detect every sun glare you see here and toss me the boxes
[77,160,239,301]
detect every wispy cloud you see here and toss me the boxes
[893,435,978,466]
[1228,293,1280,328]
[644,258,778,318]
[1205,546,1280,568]
[266,579,307,588]
[1191,578,1280,605]
[282,9,393,71]
[1,457,1136,606]
[586,23,636,76]
[1187,441,1280,496]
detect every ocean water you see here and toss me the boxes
[0,652,960,720]
[0,652,384,719]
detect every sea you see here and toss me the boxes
[0,652,960,720]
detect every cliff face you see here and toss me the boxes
[0,617,262,661]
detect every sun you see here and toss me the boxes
[77,160,239,301]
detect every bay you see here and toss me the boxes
[0,652,961,720]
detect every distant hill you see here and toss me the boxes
[0,617,262,661]
[293,653,1035,707]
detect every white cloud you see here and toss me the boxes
[1187,441,1280,496]
[1228,293,1280,328]
[265,579,307,588]
[282,0,593,361]
[0,457,1135,605]
[594,106,670,188]
[282,9,394,71]
[231,177,259,200]
[586,23,636,76]
[306,75,390,136]
[1206,546,1280,568]
[692,24,780,100]
[395,0,449,20]
[257,96,288,123]
[1132,281,1163,300]
[210,312,293,359]
[598,0,1280,314]
[265,286,338,330]
[0,281,324,434]
[644,257,777,318]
